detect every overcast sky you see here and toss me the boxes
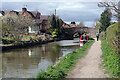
[1,2,105,27]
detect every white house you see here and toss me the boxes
[0,13,2,16]
[28,26,40,34]
[0,11,4,16]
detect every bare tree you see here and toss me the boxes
[93,18,100,28]
[2,14,36,41]
[98,1,120,18]
[2,15,20,40]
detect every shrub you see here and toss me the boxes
[106,23,118,51]
[101,38,120,78]
[2,38,15,44]
[100,31,106,39]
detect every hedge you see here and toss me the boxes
[101,38,120,79]
[106,23,119,53]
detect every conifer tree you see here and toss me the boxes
[99,8,112,32]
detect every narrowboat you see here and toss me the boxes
[80,34,89,46]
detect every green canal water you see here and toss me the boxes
[1,38,80,78]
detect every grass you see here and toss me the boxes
[23,35,32,38]
[36,39,95,80]
[2,38,15,44]
[100,38,120,79]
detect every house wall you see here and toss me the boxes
[28,26,40,34]
[0,13,3,16]
[40,20,49,30]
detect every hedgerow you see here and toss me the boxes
[101,38,120,78]
[106,23,120,54]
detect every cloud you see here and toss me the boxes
[56,2,85,10]
[1,2,104,27]
[55,2,103,22]
[1,0,102,2]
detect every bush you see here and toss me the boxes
[101,38,120,78]
[13,41,22,45]
[100,31,106,39]
[106,23,118,51]
[23,41,29,44]
[2,38,15,44]
[52,30,57,38]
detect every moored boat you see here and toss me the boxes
[80,34,89,46]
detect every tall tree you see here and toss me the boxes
[49,14,56,28]
[99,8,112,32]
[56,18,63,28]
[98,1,120,54]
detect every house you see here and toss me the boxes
[0,13,2,16]
[62,23,70,28]
[70,24,78,27]
[39,15,50,33]
[1,8,50,34]
[0,11,5,16]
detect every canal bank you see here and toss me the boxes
[37,39,94,79]
[2,38,71,52]
[2,38,81,78]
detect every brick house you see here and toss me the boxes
[39,15,50,33]
[0,8,50,34]
[62,23,70,28]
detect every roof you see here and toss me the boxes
[62,23,70,28]
[40,15,49,20]
[30,11,39,17]
[70,24,77,27]
[1,10,40,17]
[35,19,43,24]
[27,11,35,18]
[1,9,50,24]
[10,11,19,15]
[0,11,10,15]
[0,11,5,15]
[0,10,20,15]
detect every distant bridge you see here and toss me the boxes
[68,27,98,37]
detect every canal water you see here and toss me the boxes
[1,38,80,78]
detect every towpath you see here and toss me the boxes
[67,38,109,78]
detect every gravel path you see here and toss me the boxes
[67,38,109,78]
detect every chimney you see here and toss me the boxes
[22,8,27,12]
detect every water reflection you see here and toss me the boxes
[2,38,80,78]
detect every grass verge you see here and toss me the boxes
[100,38,120,79]
[36,39,94,80]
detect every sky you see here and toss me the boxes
[1,1,105,27]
